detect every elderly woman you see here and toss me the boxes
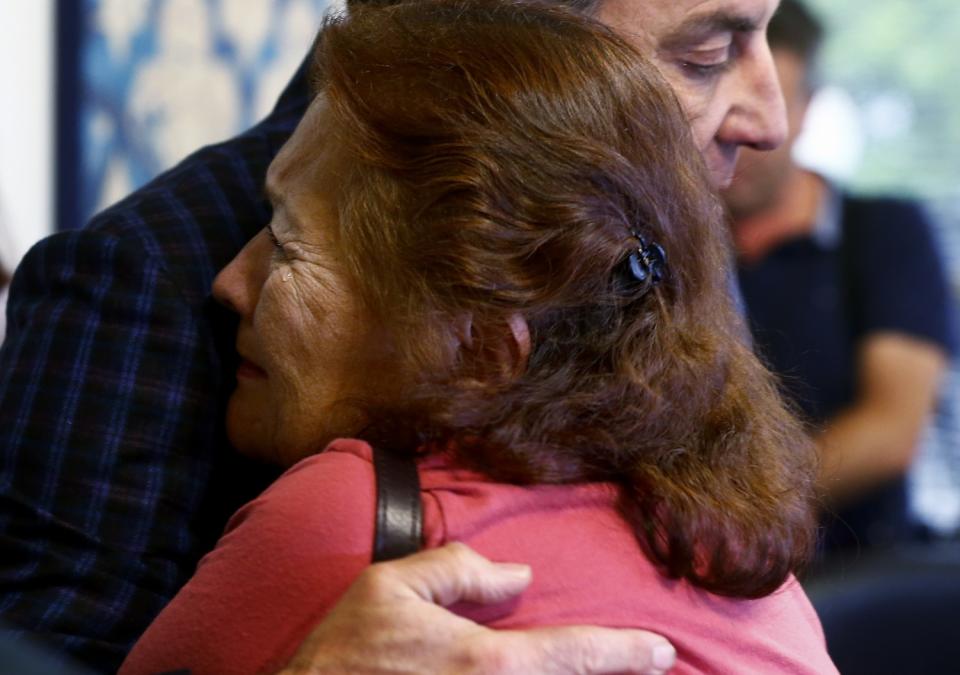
[122,1,837,673]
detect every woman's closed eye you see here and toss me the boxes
[265,224,287,260]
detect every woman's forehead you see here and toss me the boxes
[269,94,333,187]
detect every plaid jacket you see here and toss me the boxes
[0,64,309,673]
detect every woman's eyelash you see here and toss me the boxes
[265,225,282,249]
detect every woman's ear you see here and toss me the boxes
[503,312,531,377]
[455,312,530,381]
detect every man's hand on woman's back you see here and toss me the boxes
[278,543,676,675]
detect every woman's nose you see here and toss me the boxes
[212,229,272,318]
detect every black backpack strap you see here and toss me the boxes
[371,446,423,562]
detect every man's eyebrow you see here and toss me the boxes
[659,11,762,50]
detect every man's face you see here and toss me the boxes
[597,0,786,188]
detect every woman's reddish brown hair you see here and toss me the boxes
[310,0,818,598]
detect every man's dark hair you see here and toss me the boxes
[768,0,824,65]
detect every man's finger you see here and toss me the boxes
[366,542,532,607]
[496,625,677,675]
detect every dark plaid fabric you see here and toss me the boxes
[0,64,310,673]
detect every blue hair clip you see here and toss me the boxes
[626,232,667,285]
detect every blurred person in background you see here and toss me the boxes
[0,0,789,671]
[723,0,956,560]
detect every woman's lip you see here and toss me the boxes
[237,359,268,379]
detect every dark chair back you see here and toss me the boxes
[804,543,960,675]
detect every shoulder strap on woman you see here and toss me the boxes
[371,446,423,562]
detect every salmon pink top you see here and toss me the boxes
[122,439,838,675]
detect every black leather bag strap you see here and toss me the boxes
[372,446,423,562]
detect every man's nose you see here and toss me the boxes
[723,44,788,151]
[212,229,271,318]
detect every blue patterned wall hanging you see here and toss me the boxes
[58,0,331,230]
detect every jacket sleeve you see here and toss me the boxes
[0,227,234,672]
[0,58,308,673]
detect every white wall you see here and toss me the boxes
[0,0,54,275]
